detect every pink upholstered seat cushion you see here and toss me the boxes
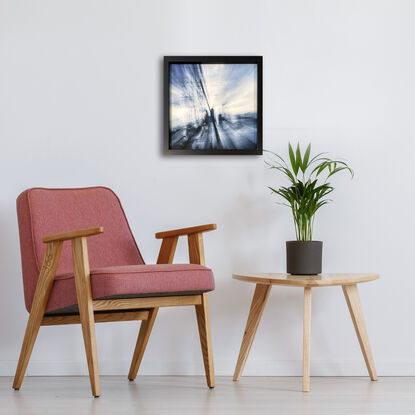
[46,264,215,313]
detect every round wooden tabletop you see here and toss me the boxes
[232,273,379,287]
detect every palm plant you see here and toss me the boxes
[265,143,353,241]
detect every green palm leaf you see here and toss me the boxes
[265,142,353,241]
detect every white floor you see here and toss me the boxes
[0,376,414,415]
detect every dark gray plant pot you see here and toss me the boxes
[286,241,323,275]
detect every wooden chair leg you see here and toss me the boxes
[126,234,175,380]
[128,307,159,380]
[195,293,215,388]
[342,284,378,381]
[13,241,63,390]
[302,287,312,392]
[233,283,271,381]
[72,237,100,397]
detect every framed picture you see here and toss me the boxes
[164,56,263,155]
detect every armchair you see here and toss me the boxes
[13,187,216,397]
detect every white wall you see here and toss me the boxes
[0,0,414,377]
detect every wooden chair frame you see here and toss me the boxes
[13,224,217,397]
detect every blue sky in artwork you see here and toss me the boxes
[170,63,257,128]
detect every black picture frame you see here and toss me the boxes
[164,56,263,155]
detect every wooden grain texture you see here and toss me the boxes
[155,223,216,239]
[42,227,103,243]
[342,284,378,381]
[188,233,205,266]
[128,308,159,380]
[195,293,215,388]
[233,273,379,287]
[157,236,178,264]
[13,241,63,390]
[128,229,180,380]
[41,310,149,326]
[186,229,215,387]
[93,295,202,311]
[233,274,379,392]
[302,287,312,392]
[233,283,271,381]
[72,237,100,397]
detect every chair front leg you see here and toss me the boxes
[72,237,100,397]
[195,293,215,388]
[13,241,63,390]
[188,232,215,387]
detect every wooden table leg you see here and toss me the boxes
[233,283,271,381]
[195,293,215,388]
[302,287,312,392]
[342,284,378,381]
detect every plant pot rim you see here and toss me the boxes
[286,240,323,243]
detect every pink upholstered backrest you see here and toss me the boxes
[16,187,144,311]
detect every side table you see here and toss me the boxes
[232,273,379,391]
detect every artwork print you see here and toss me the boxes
[164,57,262,155]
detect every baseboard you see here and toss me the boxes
[1,359,415,377]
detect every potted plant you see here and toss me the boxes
[265,143,353,275]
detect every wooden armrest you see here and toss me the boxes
[155,224,217,240]
[42,227,104,243]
